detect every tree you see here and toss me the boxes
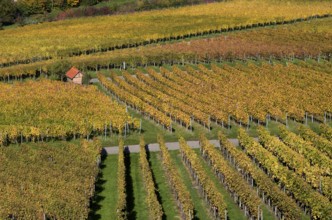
[16,0,48,16]
[45,0,53,12]
[81,0,98,6]
[0,0,17,26]
[49,60,71,81]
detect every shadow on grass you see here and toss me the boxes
[125,147,137,220]
[145,145,167,220]
[88,149,108,220]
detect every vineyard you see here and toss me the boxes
[0,79,138,145]
[66,18,332,68]
[1,0,332,219]
[1,15,332,80]
[0,139,101,219]
[98,62,332,131]
[0,0,331,68]
[91,126,332,219]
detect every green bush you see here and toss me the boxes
[49,60,72,81]
[0,0,17,25]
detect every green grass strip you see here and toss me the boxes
[169,150,212,220]
[89,155,119,220]
[128,153,150,219]
[148,152,180,219]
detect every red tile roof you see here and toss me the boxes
[66,67,80,79]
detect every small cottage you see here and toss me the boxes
[66,67,83,85]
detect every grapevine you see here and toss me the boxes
[116,138,127,219]
[218,132,302,220]
[238,128,332,219]
[199,134,261,219]
[179,137,227,219]
[139,137,164,219]
[158,135,194,219]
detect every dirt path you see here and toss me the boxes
[103,139,240,155]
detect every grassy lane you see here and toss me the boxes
[192,149,276,220]
[169,150,212,220]
[89,155,118,220]
[261,206,277,220]
[148,152,179,219]
[128,153,149,220]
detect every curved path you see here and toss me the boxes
[103,139,240,155]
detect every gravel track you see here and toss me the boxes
[103,139,240,155]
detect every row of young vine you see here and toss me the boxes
[158,135,194,219]
[116,138,127,219]
[279,125,332,174]
[238,129,332,219]
[199,135,262,219]
[98,62,332,134]
[299,125,332,159]
[139,137,164,219]
[98,73,173,130]
[179,137,227,219]
[217,132,302,219]
[257,127,332,200]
